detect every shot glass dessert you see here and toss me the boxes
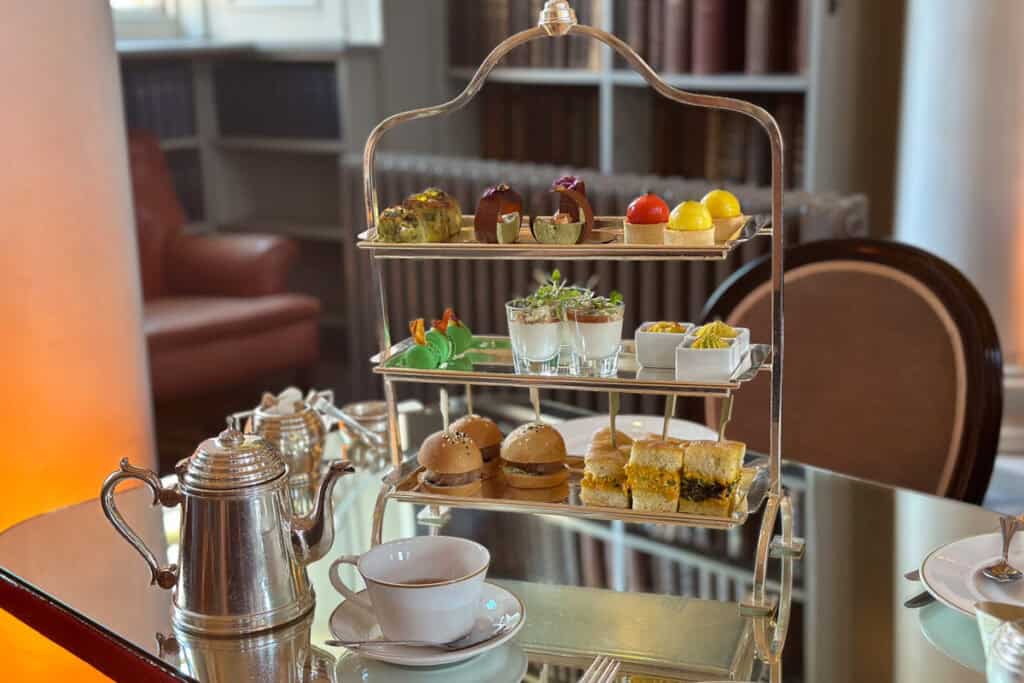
[506,300,561,375]
[566,295,625,377]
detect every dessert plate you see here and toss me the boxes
[328,582,525,667]
[920,532,1024,615]
[554,415,718,455]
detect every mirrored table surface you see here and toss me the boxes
[0,454,1004,682]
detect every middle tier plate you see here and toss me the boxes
[371,335,771,397]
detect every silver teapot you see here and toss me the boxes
[101,428,355,636]
[232,388,384,487]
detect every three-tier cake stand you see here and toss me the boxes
[356,2,804,679]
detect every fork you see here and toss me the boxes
[580,655,621,683]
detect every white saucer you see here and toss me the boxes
[921,532,1024,615]
[328,582,525,667]
[917,601,986,673]
[554,414,717,455]
[335,642,528,682]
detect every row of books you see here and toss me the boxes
[213,61,341,140]
[652,93,804,188]
[620,0,807,75]
[449,0,603,69]
[121,61,197,140]
[479,84,599,169]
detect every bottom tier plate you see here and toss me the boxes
[386,455,768,529]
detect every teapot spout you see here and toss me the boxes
[291,461,355,566]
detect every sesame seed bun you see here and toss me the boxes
[500,422,567,464]
[417,430,483,496]
[450,414,503,449]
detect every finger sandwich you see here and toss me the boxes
[580,428,633,509]
[678,440,745,516]
[625,439,684,513]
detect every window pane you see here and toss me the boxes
[110,0,163,9]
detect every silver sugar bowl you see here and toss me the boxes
[233,388,384,487]
[101,428,354,636]
[990,620,1024,682]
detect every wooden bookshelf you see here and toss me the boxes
[444,0,835,190]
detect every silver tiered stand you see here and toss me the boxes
[358,2,804,680]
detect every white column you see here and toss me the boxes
[0,4,156,521]
[896,0,1024,456]
[895,0,1024,357]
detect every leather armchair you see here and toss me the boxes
[128,130,321,404]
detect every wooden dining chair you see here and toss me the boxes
[702,239,1002,504]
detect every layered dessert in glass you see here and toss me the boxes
[566,294,625,377]
[506,300,561,375]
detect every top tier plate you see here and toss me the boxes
[358,214,771,261]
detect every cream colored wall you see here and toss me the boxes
[205,0,382,44]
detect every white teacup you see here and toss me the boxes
[329,536,490,643]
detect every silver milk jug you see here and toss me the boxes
[101,428,355,635]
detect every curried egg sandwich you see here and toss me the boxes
[678,440,745,515]
[625,439,684,513]
[580,427,633,508]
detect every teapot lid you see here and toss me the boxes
[177,428,286,491]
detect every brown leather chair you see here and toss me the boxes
[128,129,320,404]
[702,239,1002,504]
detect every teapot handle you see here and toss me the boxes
[100,458,181,590]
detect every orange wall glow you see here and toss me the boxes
[0,4,155,680]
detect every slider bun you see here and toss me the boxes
[450,414,503,448]
[417,430,482,474]
[502,465,569,489]
[500,422,567,464]
[418,474,482,498]
[481,456,501,480]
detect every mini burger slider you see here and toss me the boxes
[417,430,483,497]
[580,427,632,509]
[500,422,569,489]
[450,414,503,479]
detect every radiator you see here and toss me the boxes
[339,153,868,413]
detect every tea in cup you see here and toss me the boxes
[329,536,490,643]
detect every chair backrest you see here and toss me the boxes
[703,239,1002,504]
[127,130,186,300]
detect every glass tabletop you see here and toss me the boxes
[0,440,1002,682]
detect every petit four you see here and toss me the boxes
[580,427,633,509]
[635,320,693,369]
[532,211,583,245]
[665,201,714,246]
[625,192,670,245]
[474,184,523,244]
[376,206,424,243]
[532,177,595,244]
[399,310,476,369]
[554,175,587,221]
[625,439,683,513]
[678,440,745,516]
[701,189,745,243]
[403,188,462,242]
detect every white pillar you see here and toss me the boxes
[0,4,158,677]
[0,5,156,518]
[895,0,1024,357]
